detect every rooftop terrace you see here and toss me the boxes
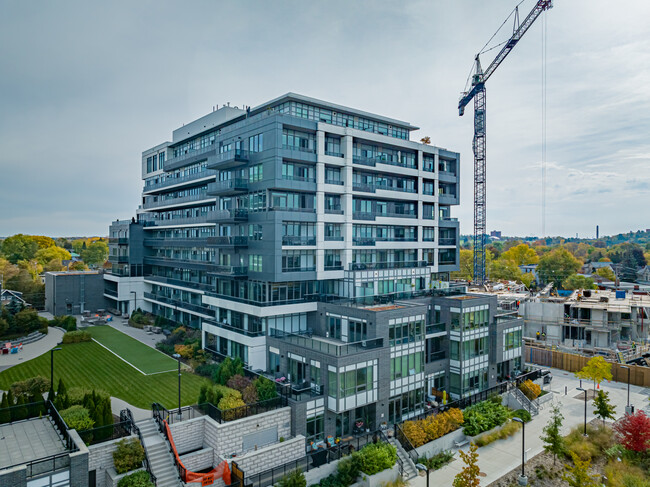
[0,417,66,469]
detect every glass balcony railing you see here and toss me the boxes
[206,149,250,170]
[282,236,316,246]
[206,236,249,247]
[426,322,447,335]
[438,238,457,246]
[143,171,214,193]
[209,209,249,222]
[349,261,427,271]
[270,333,383,357]
[210,265,248,277]
[207,179,248,195]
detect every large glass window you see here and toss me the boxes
[282,129,315,152]
[390,352,424,380]
[306,414,324,442]
[249,133,263,152]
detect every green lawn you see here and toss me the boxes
[0,341,208,409]
[87,325,178,374]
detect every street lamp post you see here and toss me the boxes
[576,387,588,436]
[512,417,527,486]
[172,353,182,420]
[415,463,430,487]
[620,366,633,415]
[50,346,62,393]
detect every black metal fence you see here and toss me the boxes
[243,431,387,487]
[0,399,47,424]
[197,396,287,424]
[78,420,132,446]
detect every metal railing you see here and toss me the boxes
[142,192,210,210]
[152,403,186,482]
[166,144,216,168]
[208,178,249,194]
[47,400,76,451]
[243,431,390,487]
[209,208,249,221]
[207,236,249,246]
[426,322,447,335]
[282,235,316,246]
[324,178,344,185]
[349,261,427,271]
[204,319,265,337]
[282,144,316,154]
[353,211,417,220]
[439,237,457,246]
[325,151,344,158]
[197,396,287,424]
[395,423,419,465]
[143,171,214,192]
[77,420,132,446]
[0,400,47,425]
[270,332,383,356]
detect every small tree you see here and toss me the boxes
[575,356,612,391]
[613,411,650,453]
[0,393,10,423]
[113,438,145,474]
[56,378,67,398]
[452,443,480,487]
[562,451,599,487]
[276,469,306,487]
[592,390,616,426]
[541,403,565,465]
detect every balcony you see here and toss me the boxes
[353,237,375,246]
[439,238,457,246]
[204,319,265,337]
[207,236,249,248]
[140,213,215,227]
[104,288,118,298]
[143,292,214,316]
[142,192,212,210]
[165,145,217,171]
[324,235,344,241]
[426,322,447,335]
[209,265,248,278]
[282,144,316,154]
[143,171,215,194]
[282,236,316,246]
[325,205,343,215]
[110,255,129,264]
[209,208,249,222]
[325,151,344,158]
[108,238,128,245]
[282,175,316,183]
[352,211,417,221]
[207,179,248,196]
[439,194,458,205]
[324,179,344,185]
[324,264,344,271]
[349,261,428,271]
[144,275,213,292]
[206,149,250,170]
[352,155,376,167]
[270,332,384,357]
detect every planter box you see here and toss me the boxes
[417,428,466,458]
[467,423,503,444]
[359,464,400,487]
[538,391,553,405]
[105,467,145,487]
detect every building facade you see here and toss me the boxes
[104,93,521,440]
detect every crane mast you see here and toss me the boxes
[459,0,552,285]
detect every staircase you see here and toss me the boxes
[136,419,182,487]
[511,387,539,416]
[389,437,418,479]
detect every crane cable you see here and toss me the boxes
[541,11,548,238]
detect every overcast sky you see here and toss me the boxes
[1,0,649,239]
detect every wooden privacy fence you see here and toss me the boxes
[524,344,650,387]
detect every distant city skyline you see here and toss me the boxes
[1,0,648,237]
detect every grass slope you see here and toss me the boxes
[0,341,207,409]
[87,325,177,374]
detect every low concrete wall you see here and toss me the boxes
[169,416,204,454]
[234,436,305,477]
[539,391,554,405]
[105,467,145,487]
[417,428,466,458]
[303,457,341,487]
[360,464,399,487]
[180,448,214,472]
[88,435,137,487]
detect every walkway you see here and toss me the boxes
[111,396,152,422]
[409,367,650,486]
[0,327,65,372]
[105,319,164,350]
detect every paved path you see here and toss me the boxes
[100,319,165,349]
[0,327,65,372]
[110,396,152,422]
[410,367,650,486]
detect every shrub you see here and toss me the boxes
[613,411,650,453]
[354,442,397,475]
[155,343,174,355]
[113,438,145,474]
[462,399,509,437]
[519,380,541,400]
[10,376,50,398]
[564,425,602,462]
[253,376,278,401]
[402,408,464,447]
[418,450,454,471]
[276,469,306,487]
[49,315,77,331]
[195,363,219,379]
[604,458,650,487]
[474,420,521,447]
[217,393,245,411]
[62,330,91,343]
[336,455,360,486]
[511,409,532,423]
[242,383,259,404]
[117,470,154,487]
[67,387,109,406]
[227,374,252,393]
[60,405,94,431]
[173,343,194,359]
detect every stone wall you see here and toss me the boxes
[180,448,214,472]
[204,407,292,458]
[168,417,204,454]
[88,436,136,487]
[232,436,304,477]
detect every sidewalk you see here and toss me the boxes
[0,327,65,373]
[409,367,650,486]
[110,396,152,422]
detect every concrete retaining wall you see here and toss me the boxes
[416,428,466,457]
[180,448,214,472]
[234,436,305,477]
[169,417,204,454]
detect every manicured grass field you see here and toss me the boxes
[87,325,177,374]
[0,341,208,410]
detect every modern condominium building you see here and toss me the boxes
[105,93,522,440]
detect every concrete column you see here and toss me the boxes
[343,135,354,271]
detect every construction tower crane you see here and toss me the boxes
[459,0,553,285]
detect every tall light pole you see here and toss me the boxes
[50,346,62,394]
[576,387,588,436]
[513,417,527,486]
[415,463,430,487]
[172,353,182,420]
[620,365,633,414]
